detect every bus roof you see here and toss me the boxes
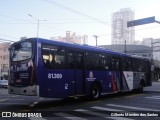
[38,38,129,56]
[12,38,150,61]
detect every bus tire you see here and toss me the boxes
[90,84,101,100]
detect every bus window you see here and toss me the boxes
[10,41,32,61]
[76,53,83,69]
[139,60,146,72]
[42,44,66,69]
[68,52,74,69]
[86,52,99,70]
[122,58,133,71]
[132,59,139,71]
[99,54,111,70]
[112,57,120,71]
[68,51,84,69]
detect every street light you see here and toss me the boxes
[28,14,46,38]
[93,35,98,46]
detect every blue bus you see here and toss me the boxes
[8,38,152,99]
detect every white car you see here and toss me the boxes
[0,80,8,89]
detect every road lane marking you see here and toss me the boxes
[125,94,145,98]
[29,101,39,107]
[0,99,7,102]
[11,95,20,97]
[29,118,47,120]
[107,104,159,111]
[146,97,160,99]
[75,109,134,120]
[54,112,88,120]
[149,96,160,97]
[29,98,45,107]
[146,96,160,99]
[91,106,123,111]
[107,117,134,120]
[75,109,106,117]
[7,99,25,100]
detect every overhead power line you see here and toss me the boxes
[0,33,19,40]
[42,0,110,25]
[0,38,15,42]
[0,14,31,23]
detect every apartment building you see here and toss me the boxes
[112,8,135,45]
[0,42,11,79]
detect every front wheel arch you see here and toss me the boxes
[89,83,102,100]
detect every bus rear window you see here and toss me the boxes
[10,41,32,61]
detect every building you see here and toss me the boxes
[99,45,152,59]
[112,8,135,45]
[100,44,160,81]
[51,31,88,44]
[142,38,160,61]
[0,42,11,79]
[141,38,152,47]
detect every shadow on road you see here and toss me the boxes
[29,90,146,110]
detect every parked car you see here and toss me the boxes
[0,80,8,89]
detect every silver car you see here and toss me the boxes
[0,80,8,89]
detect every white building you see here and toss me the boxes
[112,8,135,45]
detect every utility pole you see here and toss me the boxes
[28,14,46,38]
[124,40,127,53]
[83,35,86,44]
[93,35,98,46]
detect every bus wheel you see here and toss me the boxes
[90,84,101,100]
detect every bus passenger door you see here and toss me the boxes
[111,57,122,92]
[68,51,85,97]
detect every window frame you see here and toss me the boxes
[41,44,66,69]
[10,41,33,62]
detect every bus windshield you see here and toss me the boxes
[10,41,32,62]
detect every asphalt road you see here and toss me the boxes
[0,82,160,120]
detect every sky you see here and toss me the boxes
[1,0,160,45]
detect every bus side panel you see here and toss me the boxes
[68,69,75,97]
[76,70,84,95]
[123,71,133,90]
[133,72,144,89]
[85,70,113,95]
[101,71,113,93]
[47,70,68,98]
[111,71,122,92]
[122,73,129,90]
[38,69,68,98]
[36,42,68,98]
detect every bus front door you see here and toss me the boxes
[68,51,85,97]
